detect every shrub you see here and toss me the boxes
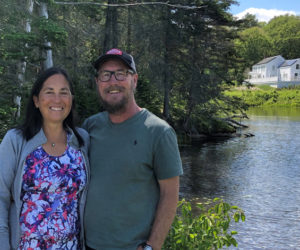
[163,198,245,250]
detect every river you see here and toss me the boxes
[179,107,300,250]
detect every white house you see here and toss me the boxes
[247,55,300,88]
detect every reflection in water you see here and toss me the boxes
[180,107,300,249]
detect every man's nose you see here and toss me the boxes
[109,73,119,83]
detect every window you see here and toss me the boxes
[296,64,299,70]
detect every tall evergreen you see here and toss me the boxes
[0,0,256,139]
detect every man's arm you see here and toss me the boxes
[138,176,179,250]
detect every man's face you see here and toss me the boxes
[96,59,137,114]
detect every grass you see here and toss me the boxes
[225,85,300,107]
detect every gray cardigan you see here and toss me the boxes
[0,127,90,250]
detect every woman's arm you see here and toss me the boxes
[0,130,18,249]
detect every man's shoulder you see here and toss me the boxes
[82,112,107,131]
[143,109,172,130]
[85,112,106,122]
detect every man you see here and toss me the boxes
[83,48,183,250]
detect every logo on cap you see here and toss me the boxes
[106,48,123,55]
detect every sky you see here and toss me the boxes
[230,0,300,23]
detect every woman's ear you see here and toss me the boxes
[33,95,39,108]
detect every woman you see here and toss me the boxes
[0,67,89,250]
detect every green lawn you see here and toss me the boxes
[225,85,300,107]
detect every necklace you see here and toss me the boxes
[47,131,67,148]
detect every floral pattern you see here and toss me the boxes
[19,145,86,250]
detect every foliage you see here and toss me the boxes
[234,14,300,81]
[34,17,68,46]
[0,0,270,140]
[73,80,101,123]
[157,0,245,134]
[264,15,300,59]
[163,198,245,250]
[237,13,259,29]
[226,86,300,107]
[135,75,163,116]
[234,26,273,68]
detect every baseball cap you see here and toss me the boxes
[94,48,137,73]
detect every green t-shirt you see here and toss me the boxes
[83,109,183,250]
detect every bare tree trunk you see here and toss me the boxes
[111,7,118,48]
[103,0,118,52]
[15,0,34,118]
[126,3,133,53]
[163,54,170,121]
[103,6,112,52]
[162,9,171,121]
[38,2,53,69]
[184,36,199,133]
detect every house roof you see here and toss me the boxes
[280,59,298,67]
[255,56,280,65]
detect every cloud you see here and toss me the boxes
[235,8,297,22]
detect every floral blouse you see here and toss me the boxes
[18,144,86,250]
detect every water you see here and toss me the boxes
[180,107,300,250]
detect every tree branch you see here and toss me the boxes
[53,1,204,10]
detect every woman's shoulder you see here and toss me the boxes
[0,128,24,158]
[1,128,23,143]
[74,127,90,149]
[75,127,89,138]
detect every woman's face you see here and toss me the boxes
[33,74,73,126]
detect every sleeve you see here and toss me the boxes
[77,127,90,153]
[81,118,91,133]
[0,131,18,249]
[153,128,183,180]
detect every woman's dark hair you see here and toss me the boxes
[19,67,84,146]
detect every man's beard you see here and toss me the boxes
[101,96,128,114]
[100,85,131,114]
[100,80,136,115]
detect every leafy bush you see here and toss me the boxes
[163,198,245,250]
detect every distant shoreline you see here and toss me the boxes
[225,85,300,107]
